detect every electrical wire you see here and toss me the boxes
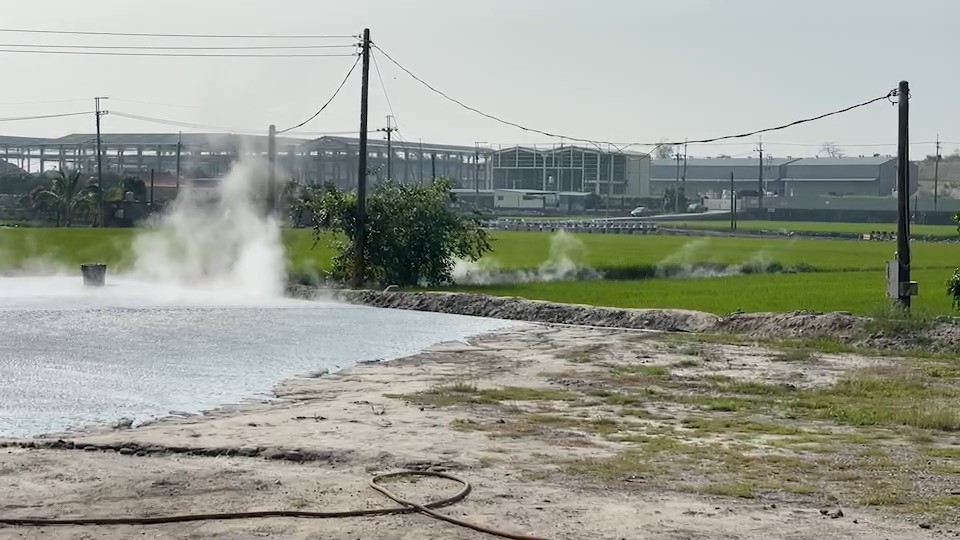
[0,28,357,39]
[373,43,897,156]
[0,43,357,50]
[0,48,357,58]
[0,111,93,122]
[108,111,271,134]
[372,50,398,125]
[277,55,360,134]
[0,98,89,106]
[110,98,200,109]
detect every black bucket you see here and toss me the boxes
[81,263,107,287]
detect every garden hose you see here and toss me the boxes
[0,470,550,540]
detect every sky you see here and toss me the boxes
[1,0,958,159]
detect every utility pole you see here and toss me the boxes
[681,140,688,205]
[934,134,941,212]
[419,138,424,185]
[268,124,277,216]
[674,151,681,213]
[352,28,372,289]
[376,115,396,181]
[474,141,487,208]
[149,168,155,206]
[94,96,108,226]
[431,153,436,181]
[175,131,182,193]
[729,172,736,231]
[756,136,764,213]
[890,80,915,309]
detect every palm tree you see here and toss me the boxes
[31,168,97,227]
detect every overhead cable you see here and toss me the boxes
[276,55,360,134]
[0,48,357,58]
[0,28,357,39]
[374,43,897,155]
[0,111,93,122]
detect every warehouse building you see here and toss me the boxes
[650,156,918,199]
[486,145,650,198]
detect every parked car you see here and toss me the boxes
[630,206,655,217]
[687,203,708,213]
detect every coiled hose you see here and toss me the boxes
[0,470,550,540]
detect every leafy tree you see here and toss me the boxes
[307,178,491,287]
[662,186,687,213]
[105,175,147,202]
[29,168,98,227]
[0,172,45,195]
[949,212,960,311]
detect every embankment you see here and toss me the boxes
[288,285,960,350]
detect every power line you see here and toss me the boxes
[0,98,89,106]
[372,50,398,125]
[110,97,200,109]
[0,48,357,58]
[277,55,360,134]
[109,111,269,133]
[374,42,897,155]
[0,43,357,50]
[0,28,357,39]
[0,111,93,122]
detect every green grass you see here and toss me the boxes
[454,269,958,315]
[668,219,960,238]
[3,226,960,316]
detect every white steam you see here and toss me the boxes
[655,238,783,279]
[453,230,600,285]
[128,157,285,297]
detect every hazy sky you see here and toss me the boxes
[1,0,957,158]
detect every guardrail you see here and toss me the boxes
[483,219,659,235]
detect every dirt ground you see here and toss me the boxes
[2,323,959,540]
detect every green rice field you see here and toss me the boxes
[666,219,959,238]
[1,227,958,316]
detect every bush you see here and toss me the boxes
[306,179,491,287]
[948,269,960,311]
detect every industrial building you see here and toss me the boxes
[487,145,650,197]
[0,133,487,190]
[650,156,918,199]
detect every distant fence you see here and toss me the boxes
[484,219,659,235]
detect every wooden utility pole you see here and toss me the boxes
[934,134,941,212]
[352,28,372,289]
[895,80,912,308]
[94,96,108,226]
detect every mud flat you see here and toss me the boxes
[2,323,957,539]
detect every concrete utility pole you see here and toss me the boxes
[756,136,764,213]
[892,80,915,309]
[674,151,681,213]
[729,172,736,231]
[175,131,182,193]
[474,141,487,207]
[268,124,277,216]
[419,138,424,185]
[352,28,372,289]
[376,115,397,181]
[431,153,436,181]
[934,134,941,212]
[94,96,108,226]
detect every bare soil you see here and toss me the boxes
[2,324,959,539]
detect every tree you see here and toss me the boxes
[105,175,147,202]
[819,142,845,158]
[949,212,960,311]
[30,168,97,227]
[654,140,675,160]
[307,178,491,287]
[662,186,687,213]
